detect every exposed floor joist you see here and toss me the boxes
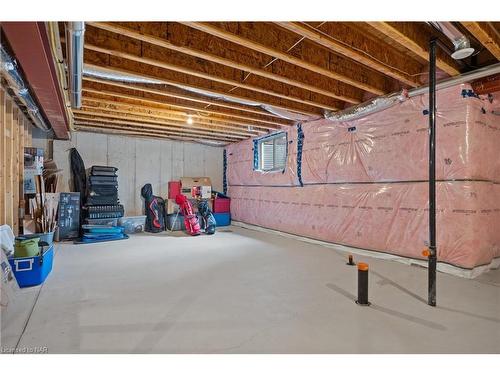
[73,109,250,140]
[62,22,498,143]
[74,122,235,143]
[86,22,360,104]
[82,87,281,131]
[79,106,260,138]
[461,22,500,60]
[81,29,342,113]
[74,120,238,142]
[82,78,291,126]
[275,22,422,87]
[365,22,461,76]
[182,22,389,96]
[83,50,322,117]
[81,97,268,134]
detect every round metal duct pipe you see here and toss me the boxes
[66,22,85,109]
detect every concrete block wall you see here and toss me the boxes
[53,131,224,216]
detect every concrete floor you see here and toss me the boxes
[2,225,500,353]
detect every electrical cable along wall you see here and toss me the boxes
[226,83,500,277]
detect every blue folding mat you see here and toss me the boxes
[75,225,129,244]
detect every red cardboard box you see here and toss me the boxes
[168,181,181,199]
[213,197,230,213]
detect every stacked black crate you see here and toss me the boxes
[84,166,124,225]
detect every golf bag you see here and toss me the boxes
[175,194,201,236]
[198,200,216,235]
[141,184,166,233]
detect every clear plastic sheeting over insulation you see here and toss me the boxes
[325,62,500,122]
[226,83,500,276]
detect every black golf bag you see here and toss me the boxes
[198,200,216,235]
[141,183,166,233]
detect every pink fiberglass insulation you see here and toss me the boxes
[226,84,500,273]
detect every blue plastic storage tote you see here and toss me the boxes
[9,245,54,288]
[213,213,231,227]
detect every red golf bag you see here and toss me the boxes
[175,194,201,236]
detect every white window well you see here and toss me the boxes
[256,132,287,172]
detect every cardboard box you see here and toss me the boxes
[180,177,212,199]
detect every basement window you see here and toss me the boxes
[254,132,287,172]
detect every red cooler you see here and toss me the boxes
[213,197,230,213]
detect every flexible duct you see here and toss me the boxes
[325,62,500,122]
[83,64,306,121]
[83,64,165,85]
[66,22,85,109]
[0,44,50,131]
[261,105,317,122]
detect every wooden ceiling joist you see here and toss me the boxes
[82,86,282,130]
[72,21,497,144]
[74,121,236,143]
[82,97,268,134]
[461,22,500,61]
[82,78,290,126]
[83,33,343,112]
[75,125,177,141]
[87,22,361,104]
[74,118,238,142]
[75,126,191,142]
[182,22,389,96]
[80,100,262,136]
[366,22,461,76]
[275,22,422,87]
[73,110,249,140]
[83,48,322,117]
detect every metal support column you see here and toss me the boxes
[428,38,437,307]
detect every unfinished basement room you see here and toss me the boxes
[1,1,499,371]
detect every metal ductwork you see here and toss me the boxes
[83,64,166,85]
[428,22,475,60]
[66,22,85,109]
[83,64,311,121]
[0,43,50,131]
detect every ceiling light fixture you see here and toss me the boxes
[187,115,193,125]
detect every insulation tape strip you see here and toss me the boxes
[296,123,305,187]
[223,149,228,195]
[252,139,259,170]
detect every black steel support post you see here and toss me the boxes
[356,263,370,306]
[428,39,437,307]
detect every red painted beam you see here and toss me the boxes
[2,22,69,139]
